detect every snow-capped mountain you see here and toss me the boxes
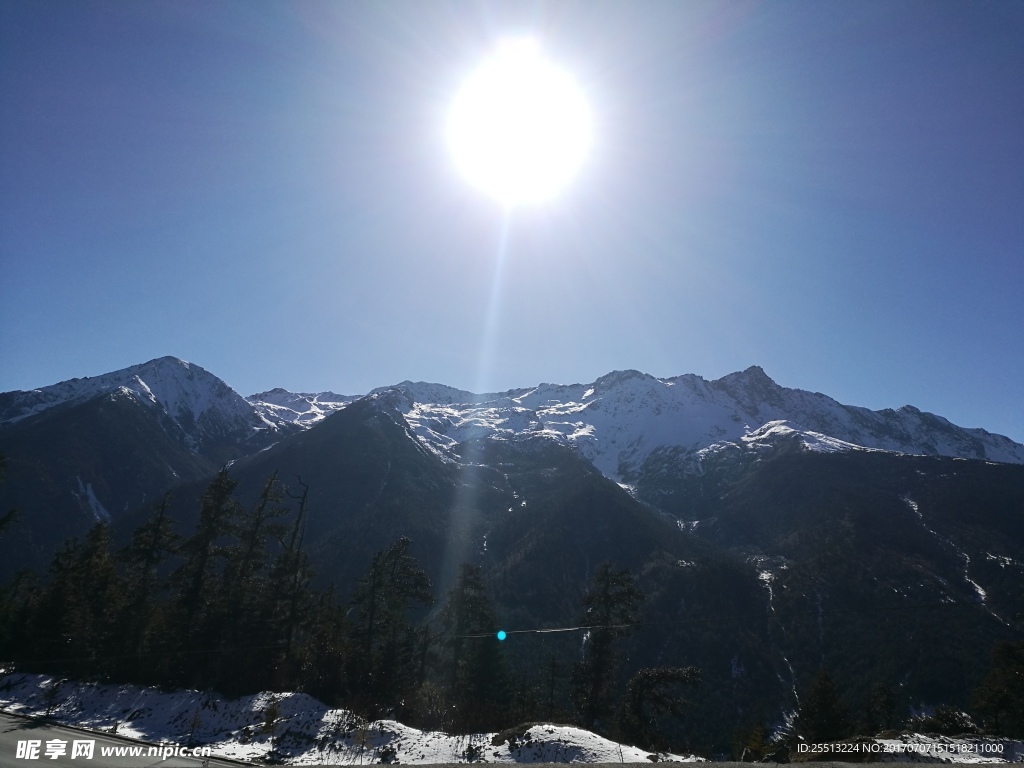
[0,356,267,453]
[248,388,357,429]
[8,358,1021,480]
[252,366,1024,481]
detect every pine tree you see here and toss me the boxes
[175,470,242,624]
[619,666,700,750]
[0,452,15,537]
[72,523,128,676]
[794,669,850,744]
[570,563,644,731]
[738,721,770,762]
[117,491,181,681]
[27,524,127,678]
[440,563,509,731]
[267,476,316,689]
[297,586,350,703]
[218,472,290,692]
[0,454,20,656]
[974,640,1024,737]
[861,683,897,735]
[170,469,244,687]
[347,536,433,715]
[225,472,288,598]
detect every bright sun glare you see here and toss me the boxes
[447,39,592,206]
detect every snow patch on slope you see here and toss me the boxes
[903,497,997,616]
[74,477,111,523]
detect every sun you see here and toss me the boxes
[447,39,592,206]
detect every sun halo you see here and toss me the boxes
[447,39,592,207]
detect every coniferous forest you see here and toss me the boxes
[1,464,1022,757]
[0,469,702,750]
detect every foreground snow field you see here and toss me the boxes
[0,674,702,764]
[2,674,1022,764]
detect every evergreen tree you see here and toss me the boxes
[225,472,288,599]
[974,640,1024,737]
[347,536,433,715]
[267,477,316,689]
[570,563,644,731]
[0,453,20,656]
[27,524,127,678]
[217,472,290,692]
[296,587,350,703]
[0,454,16,539]
[0,504,14,537]
[169,469,244,687]
[174,470,242,624]
[794,669,851,744]
[619,666,700,750]
[861,683,898,735]
[738,721,770,762]
[117,491,180,681]
[440,563,509,731]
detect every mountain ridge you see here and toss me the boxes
[4,357,1022,477]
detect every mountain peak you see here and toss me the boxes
[0,357,263,453]
[593,369,653,388]
[715,365,776,387]
[149,354,188,365]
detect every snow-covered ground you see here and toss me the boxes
[3,674,1024,763]
[868,732,1024,763]
[0,673,702,764]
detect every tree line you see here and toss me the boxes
[0,465,1020,751]
[0,469,703,750]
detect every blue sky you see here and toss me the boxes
[2,1,1022,442]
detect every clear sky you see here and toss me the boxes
[2,1,1022,442]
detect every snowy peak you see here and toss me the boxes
[382,381,482,405]
[711,365,783,408]
[367,367,1024,478]
[0,356,265,452]
[593,369,655,388]
[247,388,355,429]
